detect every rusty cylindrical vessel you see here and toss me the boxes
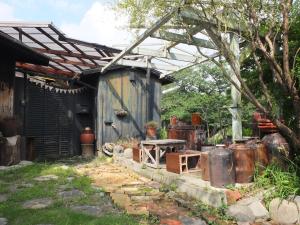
[200,145,214,181]
[246,138,269,173]
[262,133,289,165]
[170,116,177,126]
[209,145,235,188]
[80,127,95,144]
[230,140,255,183]
[191,113,201,126]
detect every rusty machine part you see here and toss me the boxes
[209,145,235,188]
[230,140,255,183]
[246,138,269,172]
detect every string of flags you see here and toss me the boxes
[27,76,87,94]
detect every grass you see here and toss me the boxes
[189,199,235,225]
[0,162,142,225]
[253,162,300,206]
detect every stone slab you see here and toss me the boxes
[34,175,58,181]
[58,189,85,199]
[114,155,227,207]
[71,205,106,217]
[227,204,255,222]
[0,218,7,225]
[22,198,53,209]
[269,198,298,224]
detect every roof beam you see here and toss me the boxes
[33,48,105,61]
[101,8,176,73]
[0,22,50,28]
[116,59,179,71]
[151,31,217,50]
[131,47,205,63]
[16,62,76,77]
[179,7,241,32]
[52,58,97,68]
[159,52,220,78]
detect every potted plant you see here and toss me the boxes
[145,121,158,138]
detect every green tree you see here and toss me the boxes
[119,0,300,157]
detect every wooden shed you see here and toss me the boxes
[95,67,172,148]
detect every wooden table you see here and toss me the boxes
[141,139,186,168]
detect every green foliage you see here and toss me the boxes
[192,200,234,223]
[158,127,168,139]
[145,120,158,128]
[254,163,300,206]
[0,163,142,225]
[162,63,231,131]
[159,182,177,192]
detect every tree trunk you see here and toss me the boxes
[275,119,300,158]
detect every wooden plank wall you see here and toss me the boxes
[96,68,162,148]
[0,58,15,119]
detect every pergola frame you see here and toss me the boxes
[0,5,246,140]
[99,5,245,141]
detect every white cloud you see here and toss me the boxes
[0,2,16,20]
[60,2,133,47]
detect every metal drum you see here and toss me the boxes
[246,138,269,172]
[262,133,289,165]
[209,145,235,188]
[230,140,255,183]
[200,146,214,181]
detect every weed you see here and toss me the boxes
[159,182,177,192]
[254,162,300,206]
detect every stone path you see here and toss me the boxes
[75,162,206,224]
[22,198,53,209]
[57,189,85,200]
[0,218,7,225]
[34,175,58,182]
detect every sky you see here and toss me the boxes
[0,0,134,47]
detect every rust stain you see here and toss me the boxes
[0,81,14,119]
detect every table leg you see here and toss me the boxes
[155,145,159,168]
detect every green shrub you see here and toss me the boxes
[254,162,300,205]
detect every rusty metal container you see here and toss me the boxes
[246,138,269,172]
[200,145,215,181]
[167,125,203,150]
[262,133,289,165]
[230,140,255,183]
[209,145,235,188]
[170,116,177,126]
[191,113,201,126]
[200,151,210,181]
[200,146,214,181]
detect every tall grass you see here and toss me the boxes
[254,161,300,205]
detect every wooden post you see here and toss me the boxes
[229,34,242,141]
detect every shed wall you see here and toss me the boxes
[14,77,95,160]
[97,69,161,148]
[0,57,14,119]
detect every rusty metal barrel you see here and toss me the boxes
[209,145,235,188]
[246,138,269,172]
[262,133,289,165]
[230,140,255,183]
[200,145,214,181]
